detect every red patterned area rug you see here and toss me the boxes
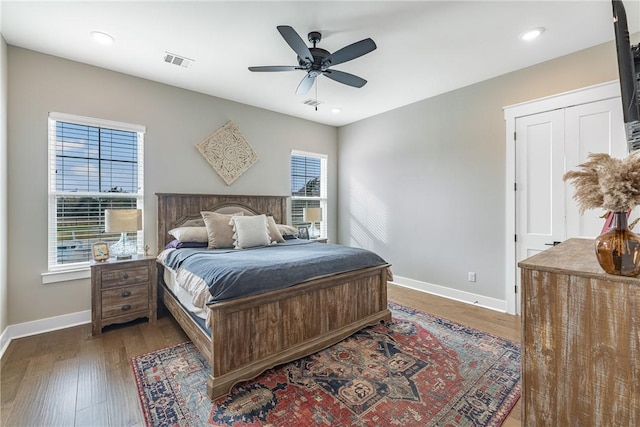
[132,302,521,426]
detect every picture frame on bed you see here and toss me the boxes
[92,242,109,261]
[297,226,309,239]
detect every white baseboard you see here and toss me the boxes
[0,310,91,359]
[0,327,10,358]
[390,275,508,313]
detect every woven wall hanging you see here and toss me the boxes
[195,121,259,185]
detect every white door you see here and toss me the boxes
[564,99,628,238]
[515,109,565,267]
[515,98,627,313]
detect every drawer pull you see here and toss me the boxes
[123,273,129,279]
[121,291,131,298]
[121,304,131,311]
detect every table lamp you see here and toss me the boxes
[303,207,322,239]
[105,209,142,259]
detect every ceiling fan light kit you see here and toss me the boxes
[249,25,376,96]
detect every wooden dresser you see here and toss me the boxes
[90,255,157,335]
[518,238,639,426]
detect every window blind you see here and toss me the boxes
[290,151,327,237]
[47,113,145,270]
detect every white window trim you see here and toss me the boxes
[48,112,146,134]
[291,150,328,238]
[43,112,145,284]
[42,268,91,284]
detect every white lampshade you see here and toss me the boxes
[104,209,142,259]
[303,207,322,223]
[105,209,142,232]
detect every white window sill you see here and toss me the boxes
[42,267,91,284]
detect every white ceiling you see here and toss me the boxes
[1,1,638,126]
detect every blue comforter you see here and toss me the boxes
[162,240,389,304]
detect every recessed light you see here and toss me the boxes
[90,31,115,45]
[520,27,545,41]
[331,107,342,114]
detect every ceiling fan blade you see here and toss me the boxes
[323,69,367,88]
[277,25,313,63]
[323,38,377,67]
[248,66,299,72]
[296,73,316,95]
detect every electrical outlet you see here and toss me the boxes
[468,272,477,282]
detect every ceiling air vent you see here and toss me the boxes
[303,99,323,107]
[164,52,194,68]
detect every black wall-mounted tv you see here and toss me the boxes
[612,0,640,152]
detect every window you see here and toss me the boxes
[47,113,145,274]
[290,150,327,237]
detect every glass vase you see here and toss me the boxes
[595,211,640,276]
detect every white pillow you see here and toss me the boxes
[168,226,208,243]
[229,215,271,249]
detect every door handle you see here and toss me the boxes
[544,241,562,246]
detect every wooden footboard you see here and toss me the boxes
[158,262,390,401]
[205,264,390,400]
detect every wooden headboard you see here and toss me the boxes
[156,193,288,253]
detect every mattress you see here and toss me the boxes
[161,264,207,320]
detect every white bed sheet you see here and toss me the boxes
[160,254,208,321]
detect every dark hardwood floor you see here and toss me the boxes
[1,284,521,426]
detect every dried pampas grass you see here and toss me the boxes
[563,152,640,213]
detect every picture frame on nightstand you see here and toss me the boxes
[92,242,109,261]
[297,226,309,240]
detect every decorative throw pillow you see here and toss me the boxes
[266,216,285,243]
[201,211,244,249]
[276,223,299,238]
[229,215,271,249]
[168,226,209,243]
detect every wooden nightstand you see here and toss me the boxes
[90,255,157,335]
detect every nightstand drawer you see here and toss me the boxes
[101,285,149,318]
[91,255,157,335]
[101,265,149,289]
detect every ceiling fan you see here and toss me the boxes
[248,25,377,95]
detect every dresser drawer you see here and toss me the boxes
[101,285,149,319]
[101,265,149,289]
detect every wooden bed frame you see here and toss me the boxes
[156,193,391,400]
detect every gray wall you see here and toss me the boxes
[5,32,639,327]
[338,38,625,302]
[7,47,337,325]
[1,33,8,334]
